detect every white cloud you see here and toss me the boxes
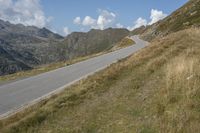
[73,16,81,24]
[134,17,147,29]
[127,9,167,31]
[0,0,12,8]
[149,9,167,25]
[82,16,96,26]
[128,17,147,31]
[96,9,116,30]
[0,0,50,28]
[46,16,54,23]
[63,27,70,35]
[75,9,116,30]
[116,23,123,28]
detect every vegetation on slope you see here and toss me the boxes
[141,0,200,41]
[1,28,200,133]
[111,37,135,50]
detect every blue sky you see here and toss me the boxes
[0,0,188,36]
[42,0,188,34]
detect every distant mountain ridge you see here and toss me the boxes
[0,19,129,76]
[0,20,64,43]
[63,28,129,59]
[0,20,63,38]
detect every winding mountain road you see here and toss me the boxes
[0,36,148,118]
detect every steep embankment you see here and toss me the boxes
[1,0,200,132]
[140,0,200,41]
[1,28,200,133]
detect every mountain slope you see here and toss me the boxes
[130,26,146,35]
[1,1,200,132]
[0,40,31,75]
[140,0,200,41]
[62,28,129,59]
[0,20,129,76]
[2,28,200,133]
[0,20,63,41]
[0,20,66,75]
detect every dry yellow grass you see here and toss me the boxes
[0,28,200,133]
[153,55,200,133]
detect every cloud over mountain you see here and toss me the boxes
[127,17,147,31]
[0,0,51,28]
[149,9,167,25]
[73,9,116,30]
[96,9,116,30]
[128,9,167,31]
[82,16,96,26]
[63,27,70,35]
[73,17,81,25]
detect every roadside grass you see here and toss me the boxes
[1,28,200,133]
[0,37,133,83]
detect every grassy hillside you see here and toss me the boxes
[1,28,200,133]
[141,0,200,41]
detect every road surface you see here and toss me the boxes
[0,36,148,118]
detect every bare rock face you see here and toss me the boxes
[0,20,65,75]
[0,41,31,76]
[0,19,129,76]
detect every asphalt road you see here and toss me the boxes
[0,36,148,118]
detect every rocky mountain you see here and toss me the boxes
[0,20,63,43]
[62,28,129,59]
[0,39,31,75]
[0,20,64,75]
[136,0,200,41]
[0,20,129,76]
